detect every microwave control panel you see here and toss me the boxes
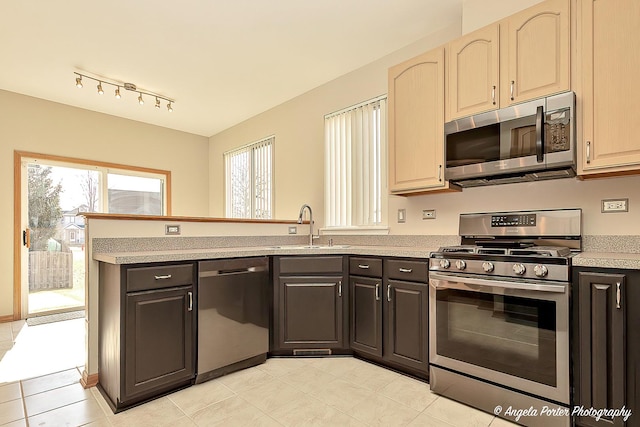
[546,108,571,152]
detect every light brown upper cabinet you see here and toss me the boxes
[388,47,457,195]
[447,24,500,121]
[502,0,571,106]
[578,0,640,176]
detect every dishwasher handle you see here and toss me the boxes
[199,265,268,278]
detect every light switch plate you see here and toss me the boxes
[397,209,406,223]
[165,224,181,235]
[602,198,628,213]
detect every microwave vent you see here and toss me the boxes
[452,167,576,188]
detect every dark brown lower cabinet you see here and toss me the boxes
[349,258,429,376]
[99,262,196,411]
[573,268,640,427]
[272,256,348,352]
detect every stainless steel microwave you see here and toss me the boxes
[444,92,575,187]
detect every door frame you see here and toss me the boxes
[13,150,172,320]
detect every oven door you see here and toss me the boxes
[429,272,569,405]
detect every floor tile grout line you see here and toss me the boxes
[19,379,30,427]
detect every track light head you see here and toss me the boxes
[138,93,144,105]
[167,102,173,112]
[75,76,83,88]
[115,87,121,99]
[97,82,104,95]
[155,97,161,109]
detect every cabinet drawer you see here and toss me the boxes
[126,264,194,292]
[385,259,428,283]
[279,256,343,275]
[349,257,383,278]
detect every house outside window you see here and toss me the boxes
[224,136,274,219]
[324,95,388,229]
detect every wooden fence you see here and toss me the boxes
[29,251,73,291]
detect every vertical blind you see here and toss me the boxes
[325,96,387,227]
[224,136,273,219]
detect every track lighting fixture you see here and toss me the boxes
[73,72,174,112]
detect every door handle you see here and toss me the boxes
[535,105,544,163]
[491,85,496,105]
[187,291,193,311]
[616,282,621,309]
[438,165,442,182]
[387,284,392,302]
[510,80,515,101]
[375,283,380,301]
[23,228,31,249]
[338,280,342,297]
[586,141,591,164]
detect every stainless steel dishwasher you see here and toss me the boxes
[196,257,269,384]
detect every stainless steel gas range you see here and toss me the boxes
[429,209,581,427]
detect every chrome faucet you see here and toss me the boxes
[297,204,315,247]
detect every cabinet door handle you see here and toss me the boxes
[616,282,621,309]
[23,228,31,248]
[154,274,172,280]
[358,264,370,269]
[438,165,442,182]
[586,141,591,164]
[375,283,380,301]
[510,80,515,101]
[187,291,193,311]
[399,268,413,273]
[338,281,342,297]
[387,284,392,302]
[491,85,496,105]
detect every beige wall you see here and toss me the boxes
[209,24,462,224]
[0,89,209,318]
[462,0,544,33]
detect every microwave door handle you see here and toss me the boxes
[536,105,544,163]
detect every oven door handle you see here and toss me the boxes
[429,272,567,293]
[536,105,544,163]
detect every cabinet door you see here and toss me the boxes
[388,47,448,194]
[576,272,625,427]
[502,0,570,105]
[350,276,383,357]
[447,24,500,120]
[579,0,640,174]
[384,280,428,373]
[125,286,194,401]
[278,276,345,349]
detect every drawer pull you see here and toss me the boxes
[399,268,413,273]
[154,274,172,280]
[358,264,370,269]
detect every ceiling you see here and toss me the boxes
[0,1,462,137]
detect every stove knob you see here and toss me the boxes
[482,262,495,273]
[513,263,526,275]
[455,260,466,270]
[534,264,549,278]
[439,259,451,269]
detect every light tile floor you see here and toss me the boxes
[0,319,518,426]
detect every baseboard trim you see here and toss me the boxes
[0,315,14,323]
[80,370,99,389]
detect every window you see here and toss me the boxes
[324,96,387,228]
[224,136,274,219]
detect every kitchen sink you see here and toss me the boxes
[267,245,351,250]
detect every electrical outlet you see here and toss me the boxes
[165,224,181,235]
[422,209,436,219]
[397,209,406,223]
[288,226,297,234]
[602,198,628,213]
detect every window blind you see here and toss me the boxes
[224,136,273,219]
[325,96,387,227]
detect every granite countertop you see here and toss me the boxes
[573,252,640,270]
[93,245,439,265]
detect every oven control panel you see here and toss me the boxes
[491,214,536,227]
